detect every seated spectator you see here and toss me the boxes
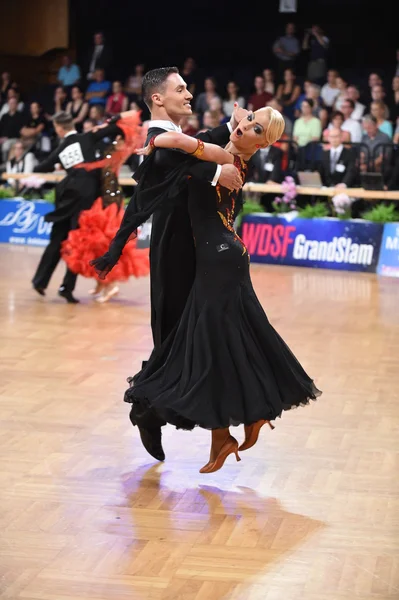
[6,140,37,186]
[263,68,275,96]
[345,85,366,121]
[250,144,283,184]
[199,110,220,131]
[366,85,389,118]
[370,100,393,138]
[124,63,145,98]
[360,115,392,174]
[340,99,363,143]
[88,105,105,125]
[387,76,399,125]
[0,71,17,107]
[194,77,221,122]
[105,81,128,116]
[362,72,383,106]
[0,88,24,119]
[0,96,25,163]
[82,118,97,133]
[223,81,245,118]
[208,97,229,126]
[321,69,340,108]
[275,68,301,121]
[293,79,312,114]
[20,101,46,150]
[45,86,68,121]
[295,83,328,128]
[247,75,273,112]
[66,85,89,133]
[318,128,357,187]
[292,99,322,147]
[57,55,81,90]
[85,69,111,106]
[180,57,197,96]
[267,97,293,137]
[323,110,351,146]
[332,76,348,111]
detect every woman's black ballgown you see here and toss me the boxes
[125,155,321,430]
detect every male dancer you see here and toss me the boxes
[32,111,123,303]
[92,67,247,459]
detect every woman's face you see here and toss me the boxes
[336,77,346,90]
[332,115,343,128]
[14,142,24,159]
[113,81,122,94]
[370,102,382,119]
[230,108,275,152]
[263,69,273,81]
[227,82,238,96]
[71,87,81,100]
[284,69,294,82]
[301,101,312,115]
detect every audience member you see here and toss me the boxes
[45,86,68,121]
[321,69,340,108]
[332,76,348,111]
[275,68,301,121]
[362,72,383,106]
[318,127,357,187]
[106,81,128,115]
[6,140,37,186]
[360,114,392,173]
[194,77,221,121]
[293,98,322,147]
[340,99,363,143]
[208,96,229,126]
[302,24,330,84]
[262,69,275,96]
[323,110,351,146]
[223,81,245,117]
[82,118,96,133]
[85,69,111,106]
[180,57,197,96]
[268,97,292,137]
[345,85,366,121]
[57,55,81,90]
[0,88,24,119]
[247,75,273,112]
[369,100,393,138]
[181,114,200,136]
[124,63,145,97]
[85,31,112,81]
[20,101,46,150]
[0,72,16,107]
[272,22,301,81]
[0,96,25,163]
[367,84,389,118]
[88,105,105,124]
[66,86,89,132]
[387,76,399,124]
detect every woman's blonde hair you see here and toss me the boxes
[260,106,285,146]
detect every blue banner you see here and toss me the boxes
[0,198,53,246]
[377,223,399,277]
[241,214,384,272]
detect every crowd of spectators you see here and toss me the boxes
[2,26,399,192]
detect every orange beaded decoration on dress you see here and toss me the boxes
[216,156,248,258]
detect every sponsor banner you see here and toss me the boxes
[241,214,384,272]
[0,198,53,246]
[377,222,399,278]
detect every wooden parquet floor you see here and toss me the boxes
[0,243,398,600]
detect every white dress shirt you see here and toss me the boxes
[148,119,233,186]
[89,44,103,76]
[351,102,366,122]
[329,144,343,171]
[342,118,362,143]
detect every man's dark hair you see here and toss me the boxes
[52,111,73,129]
[303,98,314,109]
[142,66,179,109]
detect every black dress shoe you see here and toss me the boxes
[58,288,80,303]
[33,285,46,296]
[138,426,165,461]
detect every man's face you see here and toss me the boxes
[30,102,39,114]
[14,143,23,158]
[329,129,342,148]
[63,56,71,67]
[363,120,377,137]
[327,70,337,85]
[95,70,104,82]
[94,33,103,45]
[254,77,264,92]
[156,73,193,118]
[8,97,17,112]
[371,85,384,101]
[286,23,295,35]
[341,101,353,118]
[346,86,358,101]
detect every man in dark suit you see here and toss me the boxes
[32,111,122,303]
[86,32,112,81]
[318,127,357,187]
[248,145,284,211]
[92,67,244,461]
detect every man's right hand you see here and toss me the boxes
[218,164,243,192]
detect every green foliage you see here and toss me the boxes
[0,186,15,199]
[42,188,56,203]
[235,198,265,228]
[361,203,399,223]
[297,202,329,219]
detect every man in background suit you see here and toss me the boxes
[86,32,112,81]
[248,145,284,211]
[318,127,357,187]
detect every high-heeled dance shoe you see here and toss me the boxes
[95,285,120,303]
[238,420,275,452]
[199,435,241,474]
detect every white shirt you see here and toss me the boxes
[89,44,103,75]
[148,119,233,186]
[351,102,366,122]
[342,118,362,143]
[321,84,340,107]
[329,144,343,170]
[0,101,24,119]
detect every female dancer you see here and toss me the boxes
[93,107,321,472]
[61,115,150,302]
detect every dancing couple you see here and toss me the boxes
[92,67,322,473]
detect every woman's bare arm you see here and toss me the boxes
[137,131,234,165]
